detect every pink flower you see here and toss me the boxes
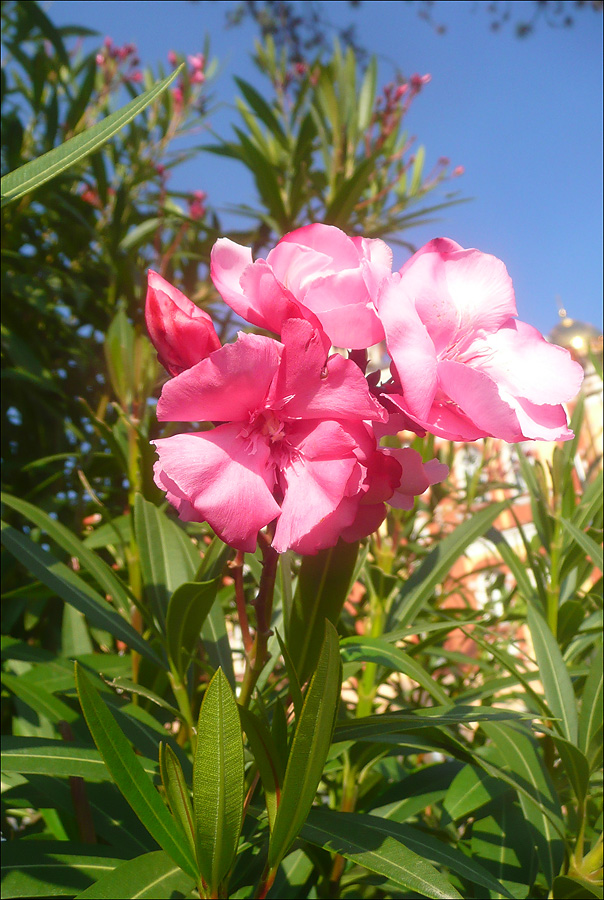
[188,190,207,220]
[378,239,583,442]
[145,271,220,376]
[168,50,178,67]
[210,224,393,349]
[152,319,389,553]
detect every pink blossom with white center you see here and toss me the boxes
[152,319,389,553]
[210,223,392,349]
[377,238,583,442]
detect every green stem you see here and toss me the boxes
[168,669,196,754]
[546,518,562,636]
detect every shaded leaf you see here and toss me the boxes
[75,664,198,880]
[193,668,244,893]
[269,621,342,870]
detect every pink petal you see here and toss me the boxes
[153,425,280,552]
[398,239,517,355]
[476,319,584,405]
[385,390,487,442]
[378,274,438,420]
[388,448,449,509]
[274,319,387,422]
[272,419,360,553]
[437,359,524,441]
[501,393,575,441]
[238,260,305,333]
[210,237,253,316]
[303,269,385,348]
[145,270,220,375]
[272,223,360,272]
[339,502,388,544]
[157,332,282,423]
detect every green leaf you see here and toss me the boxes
[75,851,196,899]
[74,664,198,881]
[334,706,526,743]
[232,126,289,228]
[1,66,183,207]
[302,809,462,900]
[269,621,342,871]
[2,671,79,729]
[165,579,219,679]
[13,774,154,856]
[366,811,516,899]
[550,735,591,804]
[357,57,377,132]
[410,145,426,194]
[340,637,451,707]
[552,875,604,899]
[0,735,134,782]
[193,668,244,893]
[200,591,236,688]
[0,842,126,899]
[235,77,288,148]
[238,706,281,832]
[527,604,578,743]
[134,494,199,629]
[275,629,303,721]
[159,744,196,859]
[560,517,603,572]
[579,642,603,764]
[392,502,508,626]
[325,156,377,228]
[443,764,508,822]
[481,722,565,887]
[286,540,358,684]
[486,526,537,601]
[0,522,163,668]
[470,796,536,900]
[1,492,134,616]
[196,535,233,581]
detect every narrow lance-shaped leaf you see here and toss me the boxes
[193,668,245,895]
[0,522,163,668]
[165,579,219,679]
[74,850,196,900]
[286,540,358,684]
[74,664,198,881]
[340,637,452,707]
[527,603,578,744]
[134,494,199,629]
[481,722,565,887]
[578,642,603,764]
[1,491,134,617]
[0,842,126,900]
[159,743,197,859]
[1,66,183,206]
[238,705,281,832]
[302,809,462,900]
[560,517,603,572]
[269,620,342,871]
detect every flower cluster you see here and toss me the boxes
[145,224,583,554]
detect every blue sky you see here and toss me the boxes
[47,0,602,337]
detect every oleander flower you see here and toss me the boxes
[152,318,390,553]
[378,239,583,442]
[210,223,392,349]
[145,270,220,376]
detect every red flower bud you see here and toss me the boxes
[145,271,221,375]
